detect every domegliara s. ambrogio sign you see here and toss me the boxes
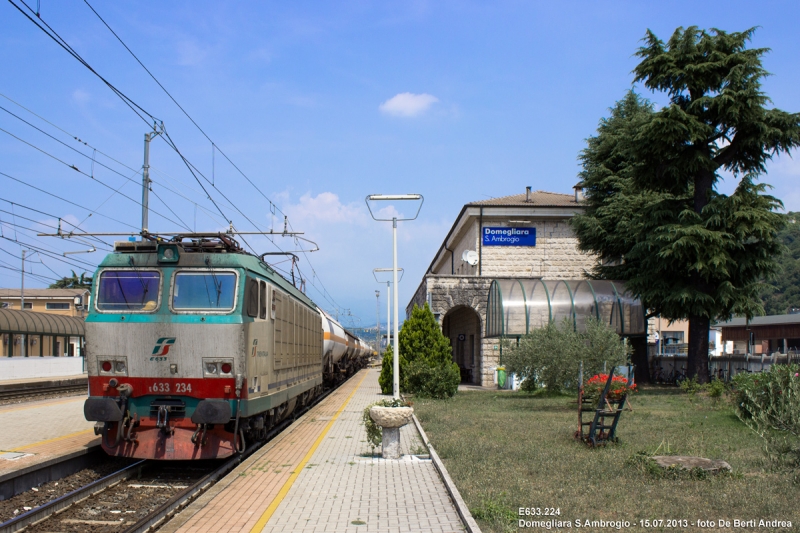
[482,227,536,246]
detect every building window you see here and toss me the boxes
[46,303,70,310]
[22,302,32,309]
[662,331,684,345]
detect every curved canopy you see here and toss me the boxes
[0,309,85,337]
[486,279,645,337]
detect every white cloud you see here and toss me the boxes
[176,39,208,66]
[72,89,91,105]
[379,92,439,117]
[284,192,365,225]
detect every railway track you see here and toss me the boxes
[0,377,341,533]
[0,384,87,405]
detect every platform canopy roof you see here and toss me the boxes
[0,308,85,337]
[486,279,645,338]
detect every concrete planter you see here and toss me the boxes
[369,406,414,459]
[369,406,414,428]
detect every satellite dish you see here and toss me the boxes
[462,250,479,266]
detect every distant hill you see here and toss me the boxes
[760,212,800,315]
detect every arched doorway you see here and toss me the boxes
[442,305,482,384]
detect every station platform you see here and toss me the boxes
[164,368,471,533]
[0,395,99,495]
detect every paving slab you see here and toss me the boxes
[166,368,466,533]
[0,396,98,481]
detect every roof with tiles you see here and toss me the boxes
[467,190,579,207]
[0,288,89,299]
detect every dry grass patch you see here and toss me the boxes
[414,387,799,533]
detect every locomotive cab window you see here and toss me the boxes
[171,270,237,311]
[96,269,161,312]
[259,281,267,320]
[246,278,259,317]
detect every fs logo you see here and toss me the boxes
[251,338,258,358]
[152,337,176,357]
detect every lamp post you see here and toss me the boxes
[375,290,380,355]
[374,268,405,359]
[366,194,422,400]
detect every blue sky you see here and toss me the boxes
[1,1,798,328]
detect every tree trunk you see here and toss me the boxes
[686,170,715,384]
[687,314,710,383]
[628,336,650,384]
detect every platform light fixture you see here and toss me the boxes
[374,268,405,358]
[366,194,423,400]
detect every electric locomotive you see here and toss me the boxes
[83,234,371,460]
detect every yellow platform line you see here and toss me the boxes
[249,369,370,533]
[9,428,95,452]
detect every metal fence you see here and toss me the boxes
[649,351,800,383]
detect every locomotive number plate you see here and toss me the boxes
[148,382,192,393]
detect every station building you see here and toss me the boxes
[0,288,89,359]
[0,288,90,317]
[406,187,604,387]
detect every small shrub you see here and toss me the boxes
[732,364,800,472]
[378,344,400,395]
[404,360,460,399]
[706,377,728,398]
[378,303,454,396]
[680,376,704,396]
[504,317,629,394]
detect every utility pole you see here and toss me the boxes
[141,126,163,235]
[21,250,26,357]
[142,132,152,234]
[375,290,380,355]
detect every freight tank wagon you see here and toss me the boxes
[83,236,363,460]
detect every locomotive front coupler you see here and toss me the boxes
[191,423,208,446]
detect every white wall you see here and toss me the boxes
[0,357,86,380]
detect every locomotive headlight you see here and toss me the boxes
[206,363,218,374]
[115,361,127,373]
[101,361,112,372]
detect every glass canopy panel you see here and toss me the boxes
[502,280,528,336]
[589,280,620,331]
[572,280,599,332]
[616,284,645,335]
[486,280,505,338]
[524,280,551,331]
[548,280,575,328]
[484,278,645,338]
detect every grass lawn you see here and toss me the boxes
[413,387,799,533]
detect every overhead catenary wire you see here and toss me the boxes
[0,171,139,230]
[11,0,354,318]
[0,232,98,270]
[0,94,230,230]
[78,1,333,280]
[0,126,191,231]
[8,0,162,129]
[81,0,290,222]
[0,197,113,249]
[0,208,113,251]
[0,248,75,283]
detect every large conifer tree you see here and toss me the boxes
[573,27,799,382]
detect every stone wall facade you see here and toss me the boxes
[430,219,595,280]
[407,275,500,386]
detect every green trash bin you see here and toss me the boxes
[497,366,507,389]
